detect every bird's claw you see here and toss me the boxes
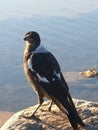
[23,112,35,119]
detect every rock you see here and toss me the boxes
[81,70,98,78]
[0,99,98,130]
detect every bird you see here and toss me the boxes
[23,31,85,130]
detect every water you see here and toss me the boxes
[0,0,98,112]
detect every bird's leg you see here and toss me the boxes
[31,103,42,116]
[23,94,43,118]
[30,94,44,117]
[48,100,53,112]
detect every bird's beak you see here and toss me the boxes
[23,34,30,41]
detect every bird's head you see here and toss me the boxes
[23,31,41,51]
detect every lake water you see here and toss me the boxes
[0,0,98,112]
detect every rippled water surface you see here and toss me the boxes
[0,0,98,111]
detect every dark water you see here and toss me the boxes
[0,0,98,112]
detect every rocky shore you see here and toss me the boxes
[1,99,98,130]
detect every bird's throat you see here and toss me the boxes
[24,41,34,55]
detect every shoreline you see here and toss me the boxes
[0,111,14,126]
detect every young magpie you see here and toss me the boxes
[23,31,85,130]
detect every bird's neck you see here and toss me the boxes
[24,42,31,54]
[24,41,36,56]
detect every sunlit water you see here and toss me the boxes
[0,0,98,111]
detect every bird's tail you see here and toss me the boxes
[53,91,85,130]
[51,78,85,130]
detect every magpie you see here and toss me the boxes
[23,31,85,130]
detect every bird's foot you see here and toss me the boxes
[23,104,42,119]
[23,111,35,119]
[23,111,42,122]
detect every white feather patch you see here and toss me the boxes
[36,73,49,83]
[28,58,34,72]
[33,44,48,53]
[53,70,61,80]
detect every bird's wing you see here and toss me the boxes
[28,52,61,83]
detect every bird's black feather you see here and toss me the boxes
[30,52,61,81]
